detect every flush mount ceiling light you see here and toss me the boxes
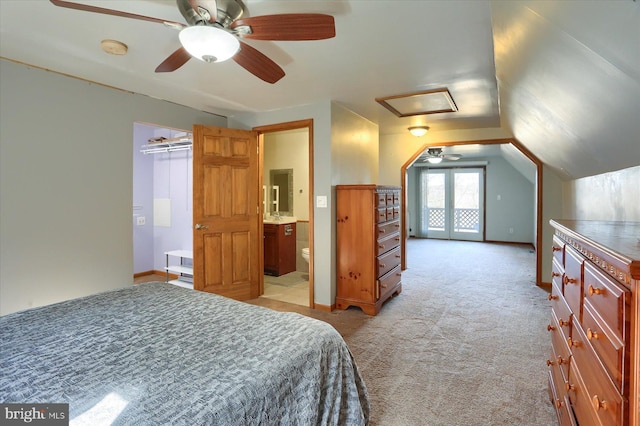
[376,88,458,117]
[427,156,443,164]
[101,39,128,56]
[408,126,430,137]
[178,26,240,63]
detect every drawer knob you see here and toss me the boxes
[588,285,604,296]
[592,395,608,412]
[379,263,385,268]
[555,399,565,408]
[564,381,576,392]
[379,245,385,249]
[558,318,570,327]
[546,359,555,366]
[586,328,599,340]
[563,276,577,285]
[379,229,386,234]
[552,272,561,278]
[553,247,562,252]
[557,356,569,365]
[567,337,580,348]
[547,324,556,331]
[548,294,558,301]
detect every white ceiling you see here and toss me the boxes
[1,0,638,180]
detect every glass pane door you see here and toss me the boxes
[452,169,483,241]
[419,168,484,241]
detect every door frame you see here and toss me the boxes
[400,138,544,287]
[252,119,315,308]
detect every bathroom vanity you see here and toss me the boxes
[263,219,297,276]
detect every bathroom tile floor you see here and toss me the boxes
[134,272,310,307]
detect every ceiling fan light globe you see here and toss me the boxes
[179,26,240,63]
[427,157,443,164]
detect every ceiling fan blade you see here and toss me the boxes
[155,48,192,73]
[49,0,185,28]
[233,41,285,84]
[443,154,462,160]
[231,14,335,41]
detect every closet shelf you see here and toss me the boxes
[140,136,192,154]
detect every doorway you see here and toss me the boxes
[254,120,314,308]
[419,168,485,241]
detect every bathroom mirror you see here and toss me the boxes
[269,169,293,215]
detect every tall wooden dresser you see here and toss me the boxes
[547,220,639,426]
[336,185,402,315]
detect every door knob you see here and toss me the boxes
[195,223,209,230]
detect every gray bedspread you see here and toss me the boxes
[0,283,370,425]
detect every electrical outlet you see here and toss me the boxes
[137,216,146,226]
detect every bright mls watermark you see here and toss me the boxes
[1,404,68,425]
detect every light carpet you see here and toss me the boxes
[249,238,557,426]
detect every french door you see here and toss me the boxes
[419,168,484,241]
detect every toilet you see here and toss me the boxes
[301,247,310,264]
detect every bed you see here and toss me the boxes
[0,283,370,425]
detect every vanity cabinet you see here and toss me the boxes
[336,185,402,315]
[264,222,296,276]
[547,220,639,426]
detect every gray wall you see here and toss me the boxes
[0,60,225,315]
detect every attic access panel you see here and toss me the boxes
[376,88,458,117]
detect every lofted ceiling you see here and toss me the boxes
[0,0,638,180]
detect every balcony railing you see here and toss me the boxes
[423,208,479,233]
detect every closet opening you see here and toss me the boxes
[132,122,193,288]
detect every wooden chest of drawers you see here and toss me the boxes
[548,220,639,426]
[336,185,402,315]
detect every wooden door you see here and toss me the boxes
[192,125,260,300]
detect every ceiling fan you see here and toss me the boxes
[422,147,462,164]
[49,0,336,84]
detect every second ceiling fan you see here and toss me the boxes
[50,0,336,84]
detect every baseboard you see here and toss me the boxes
[313,303,334,312]
[484,240,536,250]
[133,270,155,278]
[134,270,176,280]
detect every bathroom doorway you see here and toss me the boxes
[254,120,313,308]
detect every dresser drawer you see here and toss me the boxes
[552,257,564,291]
[376,207,387,223]
[550,311,572,380]
[583,302,625,392]
[548,369,577,426]
[385,192,394,205]
[376,232,401,257]
[553,235,565,266]
[583,261,629,342]
[386,206,400,221]
[567,357,604,426]
[377,220,400,238]
[377,246,401,278]
[377,265,401,301]
[550,280,573,344]
[568,324,623,426]
[564,246,584,319]
[376,192,387,208]
[392,191,400,205]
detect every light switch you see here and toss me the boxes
[137,216,146,226]
[316,196,328,208]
